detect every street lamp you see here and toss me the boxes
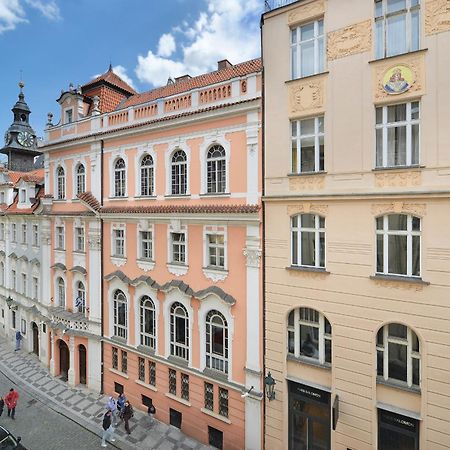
[5,296,17,310]
[265,372,276,401]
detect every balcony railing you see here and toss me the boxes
[49,306,89,331]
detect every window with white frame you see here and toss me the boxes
[139,231,153,260]
[21,223,27,244]
[56,166,65,199]
[170,302,189,360]
[32,276,38,299]
[113,229,125,257]
[57,277,65,308]
[75,281,86,313]
[375,0,420,59]
[206,233,225,269]
[376,214,420,277]
[171,150,187,195]
[56,226,65,250]
[291,117,324,173]
[21,273,27,296]
[291,214,325,268]
[0,223,4,240]
[291,19,324,79]
[140,296,156,349]
[287,307,332,364]
[140,154,154,196]
[113,289,127,339]
[11,269,16,290]
[114,158,126,197]
[76,163,86,195]
[21,319,26,335]
[11,224,16,242]
[75,227,85,252]
[170,232,186,264]
[20,189,26,203]
[32,224,39,246]
[206,145,226,194]
[377,323,420,387]
[206,310,229,374]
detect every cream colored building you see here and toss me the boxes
[262,1,450,449]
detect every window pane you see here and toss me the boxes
[319,232,325,267]
[318,37,324,73]
[376,107,383,124]
[388,235,407,275]
[387,0,406,14]
[377,350,384,376]
[375,0,383,17]
[412,358,420,385]
[388,323,407,339]
[300,136,315,172]
[299,325,319,359]
[411,10,420,51]
[325,339,331,363]
[388,104,406,123]
[300,22,314,41]
[388,342,407,382]
[412,124,419,165]
[377,234,384,272]
[292,139,298,172]
[288,310,295,326]
[288,330,295,354]
[376,217,384,230]
[411,102,420,120]
[387,126,406,166]
[291,45,298,79]
[301,119,315,135]
[412,235,420,276]
[412,216,420,231]
[301,231,315,266]
[300,41,314,77]
[291,28,297,44]
[412,332,419,352]
[376,128,383,166]
[301,214,315,228]
[318,116,324,133]
[175,316,186,344]
[375,20,384,59]
[388,214,407,230]
[377,328,384,346]
[292,230,298,265]
[386,14,407,57]
[319,134,324,171]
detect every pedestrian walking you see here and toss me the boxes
[116,392,126,417]
[106,396,118,425]
[0,396,4,417]
[5,388,19,419]
[101,409,116,448]
[122,400,134,435]
[147,403,156,426]
[14,331,22,351]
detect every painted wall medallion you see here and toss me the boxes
[382,65,414,94]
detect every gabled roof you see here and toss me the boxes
[3,185,44,215]
[0,168,44,186]
[82,65,136,95]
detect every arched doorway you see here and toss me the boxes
[31,322,39,356]
[59,340,70,381]
[79,344,87,385]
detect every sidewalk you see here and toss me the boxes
[0,336,211,450]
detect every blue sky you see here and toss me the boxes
[0,0,261,139]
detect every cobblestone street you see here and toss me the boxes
[0,335,211,450]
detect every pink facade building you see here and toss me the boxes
[42,59,263,449]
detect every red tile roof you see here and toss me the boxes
[77,191,101,212]
[100,204,260,215]
[82,66,136,95]
[3,186,44,215]
[0,169,44,186]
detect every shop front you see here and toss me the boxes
[378,409,419,450]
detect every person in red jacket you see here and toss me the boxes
[4,388,19,419]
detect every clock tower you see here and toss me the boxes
[0,82,41,172]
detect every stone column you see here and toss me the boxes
[68,335,75,387]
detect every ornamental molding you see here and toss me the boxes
[111,256,126,268]
[425,0,450,35]
[374,171,421,188]
[137,259,156,272]
[288,75,326,118]
[287,0,324,26]
[289,174,325,191]
[327,20,372,60]
[287,203,328,216]
[166,263,189,277]
[243,247,262,268]
[370,202,426,217]
[88,234,101,250]
[203,268,229,282]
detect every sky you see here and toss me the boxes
[0,0,263,140]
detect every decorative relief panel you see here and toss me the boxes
[288,74,326,119]
[372,53,425,103]
[287,203,328,216]
[374,171,421,188]
[425,0,450,35]
[327,20,372,60]
[287,0,324,26]
[289,174,325,190]
[371,202,426,217]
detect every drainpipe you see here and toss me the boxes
[100,138,104,394]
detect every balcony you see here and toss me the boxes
[49,306,89,332]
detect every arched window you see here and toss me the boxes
[170,302,189,360]
[287,307,331,365]
[140,154,154,196]
[75,281,86,314]
[376,214,421,277]
[57,277,65,308]
[291,214,325,268]
[114,158,126,197]
[56,166,65,199]
[206,145,226,193]
[75,164,86,195]
[171,150,187,195]
[113,289,127,339]
[140,296,156,349]
[206,310,228,374]
[377,323,420,388]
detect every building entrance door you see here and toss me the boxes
[59,340,70,381]
[288,381,331,450]
[79,344,87,384]
[32,322,39,356]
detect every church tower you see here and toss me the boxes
[0,82,41,172]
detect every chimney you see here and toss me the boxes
[218,59,232,70]
[174,74,191,83]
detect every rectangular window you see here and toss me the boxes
[113,229,125,257]
[65,109,73,124]
[112,347,118,370]
[291,117,324,173]
[121,350,128,374]
[32,224,39,246]
[169,368,177,395]
[21,224,27,244]
[32,277,39,299]
[11,224,16,242]
[376,102,419,167]
[75,227,85,252]
[21,319,26,335]
[12,311,16,329]
[291,19,324,79]
[149,361,156,386]
[20,189,26,203]
[56,226,65,250]
[0,223,4,240]
[204,382,214,411]
[171,232,186,264]
[375,0,420,59]
[181,373,189,401]
[218,387,229,418]
[141,395,153,408]
[11,270,16,290]
[140,231,153,260]
[207,234,225,269]
[21,273,27,296]
[114,382,124,395]
[138,357,145,382]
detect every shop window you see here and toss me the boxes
[378,409,419,450]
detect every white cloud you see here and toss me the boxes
[0,0,27,34]
[24,0,61,21]
[112,65,135,89]
[157,33,176,57]
[135,0,261,87]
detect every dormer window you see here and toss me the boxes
[65,109,73,124]
[20,189,26,203]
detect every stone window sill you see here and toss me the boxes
[287,353,331,370]
[109,368,129,380]
[164,194,190,199]
[285,71,329,84]
[372,165,424,172]
[73,250,86,255]
[201,407,231,424]
[287,171,327,177]
[165,393,191,407]
[134,195,157,200]
[286,265,329,274]
[135,379,157,392]
[370,274,429,286]
[368,48,428,64]
[377,376,421,394]
[199,192,231,198]
[108,196,128,201]
[203,368,229,383]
